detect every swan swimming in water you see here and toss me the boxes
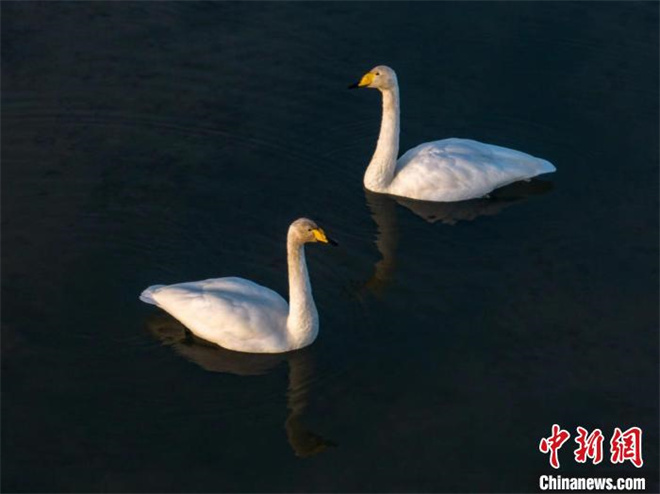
[349,65,556,202]
[140,218,336,354]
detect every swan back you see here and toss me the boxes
[391,138,555,202]
[142,278,290,353]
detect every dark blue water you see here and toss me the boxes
[2,2,658,492]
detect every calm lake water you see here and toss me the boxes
[2,2,658,492]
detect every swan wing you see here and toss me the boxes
[141,277,290,353]
[391,138,555,202]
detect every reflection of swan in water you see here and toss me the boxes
[146,314,335,458]
[364,180,554,293]
[390,179,554,225]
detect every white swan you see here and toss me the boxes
[140,218,336,354]
[349,66,556,202]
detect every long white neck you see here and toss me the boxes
[286,237,319,349]
[364,84,400,192]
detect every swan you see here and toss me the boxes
[140,218,337,354]
[349,65,556,202]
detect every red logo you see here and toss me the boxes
[574,427,604,465]
[610,427,643,468]
[539,424,571,469]
[540,425,643,469]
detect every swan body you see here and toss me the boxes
[350,66,556,202]
[140,218,336,354]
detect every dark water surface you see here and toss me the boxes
[2,2,658,492]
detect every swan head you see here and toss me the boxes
[348,65,398,91]
[289,218,338,246]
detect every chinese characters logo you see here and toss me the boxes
[539,425,643,469]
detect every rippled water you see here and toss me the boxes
[2,3,658,492]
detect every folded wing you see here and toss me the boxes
[142,277,290,352]
[392,138,555,202]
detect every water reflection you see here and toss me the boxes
[364,180,554,293]
[146,314,335,458]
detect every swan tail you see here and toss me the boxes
[140,284,166,305]
[536,158,556,175]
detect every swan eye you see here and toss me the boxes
[375,72,380,76]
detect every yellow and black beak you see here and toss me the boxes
[348,72,375,89]
[312,228,338,246]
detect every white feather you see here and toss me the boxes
[141,278,290,353]
[391,138,556,202]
